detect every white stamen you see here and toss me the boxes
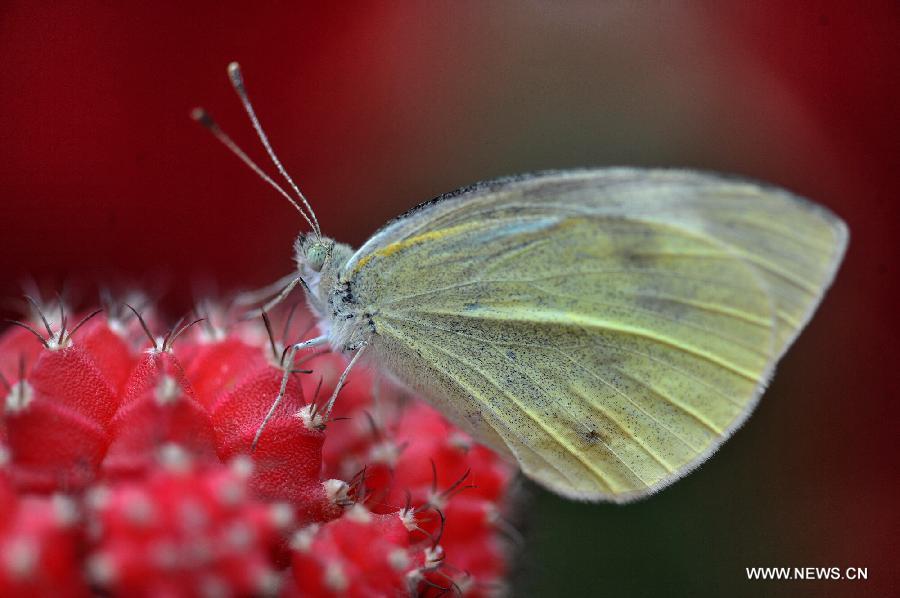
[388,548,411,572]
[123,494,157,526]
[268,502,295,530]
[398,508,418,532]
[290,524,320,552]
[323,479,350,506]
[230,455,254,479]
[4,380,34,414]
[343,504,372,523]
[85,485,111,510]
[154,375,181,405]
[86,552,117,584]
[215,478,245,506]
[158,443,192,473]
[51,494,79,526]
[2,539,38,579]
[323,562,348,592]
[424,545,445,568]
[448,432,473,451]
[295,404,325,430]
[368,440,400,466]
[255,568,282,596]
[226,521,254,550]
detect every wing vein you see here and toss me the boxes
[631,292,771,328]
[378,320,594,492]
[604,362,725,435]
[528,282,771,356]
[408,327,637,490]
[379,312,749,408]
[378,268,774,308]
[404,307,762,381]
[551,347,699,458]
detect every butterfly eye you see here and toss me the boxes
[306,242,328,272]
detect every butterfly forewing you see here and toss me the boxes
[342,169,847,501]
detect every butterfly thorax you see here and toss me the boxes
[294,233,371,353]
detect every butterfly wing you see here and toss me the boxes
[344,169,847,501]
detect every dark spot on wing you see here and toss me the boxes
[619,249,655,268]
[617,223,660,268]
[584,428,608,445]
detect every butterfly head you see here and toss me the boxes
[294,232,354,282]
[303,237,330,272]
[293,232,356,321]
[294,233,334,275]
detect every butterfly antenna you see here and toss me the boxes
[226,62,322,239]
[191,107,319,236]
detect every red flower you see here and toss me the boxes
[0,296,516,596]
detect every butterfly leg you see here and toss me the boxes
[252,334,329,450]
[259,276,308,315]
[234,272,299,306]
[322,342,369,421]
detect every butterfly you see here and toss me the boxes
[194,63,848,502]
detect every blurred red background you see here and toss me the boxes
[1,2,897,596]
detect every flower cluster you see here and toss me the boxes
[0,296,515,596]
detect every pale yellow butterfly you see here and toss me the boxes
[195,63,848,502]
